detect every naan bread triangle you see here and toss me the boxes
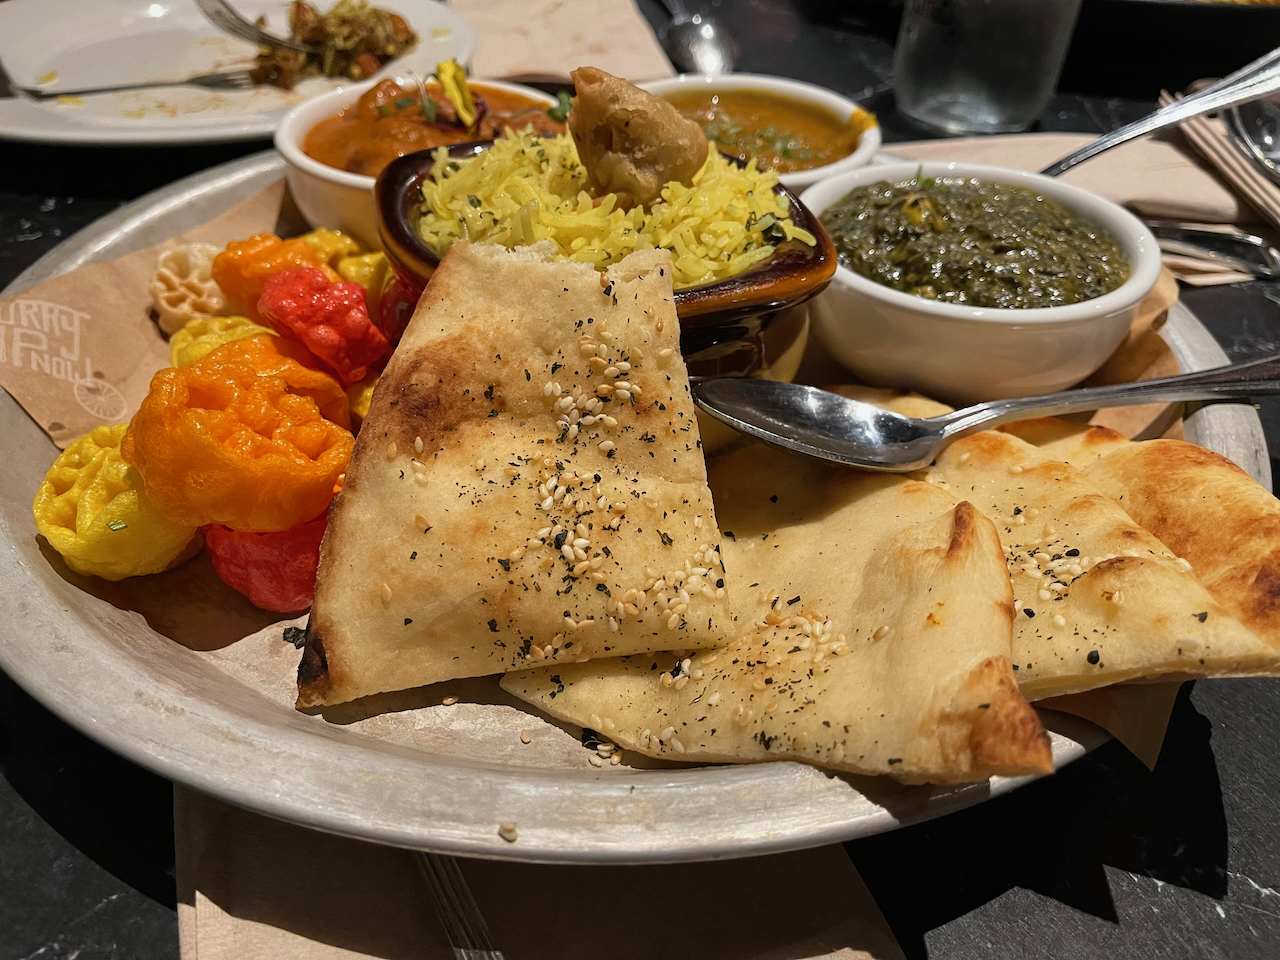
[299,243,729,707]
[926,430,1280,699]
[1081,439,1280,648]
[1003,420,1280,649]
[502,444,1052,784]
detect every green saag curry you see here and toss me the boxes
[820,176,1130,309]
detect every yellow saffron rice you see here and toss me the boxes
[415,131,816,289]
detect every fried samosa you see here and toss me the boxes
[503,444,1052,784]
[568,66,708,209]
[298,243,729,707]
[927,430,1280,699]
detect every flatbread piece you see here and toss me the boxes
[1082,438,1280,647]
[503,444,1052,784]
[299,243,729,707]
[927,430,1280,699]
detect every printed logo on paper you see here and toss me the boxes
[0,298,125,421]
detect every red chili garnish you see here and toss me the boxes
[205,515,327,613]
[258,268,390,386]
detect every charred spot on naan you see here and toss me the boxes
[1247,564,1280,623]
[365,330,512,453]
[949,656,1052,778]
[297,621,335,707]
[946,500,980,558]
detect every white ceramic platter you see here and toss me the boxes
[0,152,1267,864]
[0,0,474,145]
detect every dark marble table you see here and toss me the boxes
[4,2,1280,958]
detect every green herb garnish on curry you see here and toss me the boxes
[819,177,1130,309]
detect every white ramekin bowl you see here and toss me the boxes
[639,73,881,191]
[275,78,557,248]
[799,162,1163,405]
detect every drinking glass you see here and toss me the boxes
[892,0,1083,135]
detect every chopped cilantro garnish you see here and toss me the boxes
[547,90,572,122]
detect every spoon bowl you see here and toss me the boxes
[660,2,738,75]
[1228,95,1280,186]
[693,353,1280,471]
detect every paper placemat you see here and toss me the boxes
[455,0,675,82]
[175,786,905,960]
[0,182,289,448]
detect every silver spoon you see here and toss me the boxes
[1143,219,1280,281]
[1227,95,1280,187]
[1040,44,1280,177]
[659,0,738,75]
[692,354,1280,471]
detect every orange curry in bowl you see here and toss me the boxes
[661,88,874,174]
[303,79,567,177]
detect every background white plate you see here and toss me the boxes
[0,152,1265,863]
[0,0,474,144]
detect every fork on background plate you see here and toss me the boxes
[194,0,316,54]
[14,72,257,100]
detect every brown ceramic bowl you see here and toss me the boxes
[372,142,836,378]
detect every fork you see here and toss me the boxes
[194,0,316,54]
[413,851,506,960]
[14,71,257,100]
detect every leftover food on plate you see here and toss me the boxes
[299,242,731,706]
[661,86,874,174]
[414,69,816,290]
[505,443,1053,784]
[251,0,419,90]
[820,175,1130,308]
[303,74,565,177]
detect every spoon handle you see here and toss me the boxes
[1040,48,1280,177]
[660,0,694,21]
[944,353,1280,435]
